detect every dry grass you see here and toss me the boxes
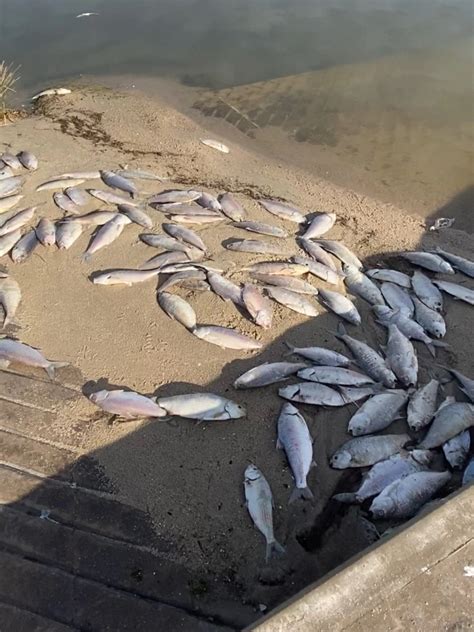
[0,60,21,124]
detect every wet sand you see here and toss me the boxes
[1,87,473,616]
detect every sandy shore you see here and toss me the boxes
[1,86,473,614]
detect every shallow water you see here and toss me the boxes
[1,0,473,222]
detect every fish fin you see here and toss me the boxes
[276,438,283,449]
[283,341,296,356]
[426,344,436,358]
[265,540,286,562]
[2,315,20,329]
[432,340,449,349]
[337,322,347,337]
[289,486,314,504]
[310,460,317,469]
[332,492,358,504]
[45,361,69,380]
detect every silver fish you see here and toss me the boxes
[433,280,474,305]
[385,324,418,387]
[0,195,24,213]
[17,151,38,171]
[117,204,153,229]
[0,206,36,237]
[418,402,474,448]
[407,379,439,431]
[253,274,317,295]
[169,214,224,225]
[0,275,21,327]
[207,272,242,305]
[100,170,137,197]
[35,218,56,246]
[140,251,189,271]
[64,187,90,206]
[411,270,443,311]
[0,176,24,198]
[89,189,138,206]
[82,214,131,261]
[139,233,192,254]
[412,296,446,338]
[298,366,374,386]
[149,190,201,205]
[302,212,336,239]
[266,287,319,316]
[434,247,474,278]
[226,239,286,255]
[0,338,68,378]
[318,289,361,325]
[200,139,229,153]
[56,221,83,249]
[157,204,218,217]
[443,430,470,469]
[53,192,80,214]
[11,230,39,262]
[36,178,84,192]
[163,223,207,252]
[330,434,410,469]
[401,251,454,274]
[54,171,101,180]
[313,240,363,269]
[278,382,375,406]
[298,238,338,271]
[245,261,308,277]
[0,153,22,169]
[242,284,273,329]
[443,368,474,402]
[158,292,197,329]
[372,305,444,356]
[0,166,14,180]
[231,221,288,238]
[197,192,222,212]
[89,389,166,419]
[277,403,315,502]
[31,87,71,100]
[381,282,414,316]
[64,210,117,226]
[244,464,285,561]
[158,270,207,293]
[92,268,160,286]
[259,199,305,223]
[116,169,168,182]
[156,393,245,420]
[0,229,22,257]
[193,325,262,350]
[292,256,340,285]
[348,390,408,436]
[343,264,384,305]
[219,193,246,221]
[234,362,307,389]
[284,342,350,366]
[366,268,412,288]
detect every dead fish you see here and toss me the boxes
[31,87,71,100]
[35,218,56,246]
[56,221,83,249]
[302,212,336,239]
[401,251,454,274]
[266,286,319,316]
[149,190,201,205]
[139,233,192,253]
[219,193,246,221]
[0,275,21,327]
[0,153,22,169]
[0,229,22,257]
[89,189,138,206]
[226,239,286,255]
[197,192,222,212]
[442,368,474,402]
[253,274,317,295]
[100,170,137,198]
[117,204,153,229]
[163,223,207,252]
[0,176,24,198]
[407,379,439,431]
[200,138,229,153]
[297,238,338,272]
[336,325,397,388]
[170,214,225,225]
[348,390,408,436]
[92,268,160,286]
[116,169,168,182]
[231,221,288,238]
[434,247,474,278]
[208,272,242,305]
[193,325,262,350]
[0,338,68,378]
[278,382,375,407]
[244,262,308,277]
[140,251,189,270]
[298,366,374,386]
[157,204,218,217]
[234,362,307,389]
[418,402,474,448]
[313,240,363,269]
[385,324,418,387]
[343,264,384,305]
[381,282,414,316]
[411,270,443,311]
[161,262,223,274]
[0,195,24,214]
[370,471,450,519]
[259,199,305,223]
[443,430,470,469]
[63,210,117,226]
[89,389,166,419]
[284,342,350,366]
[277,403,315,502]
[156,393,245,420]
[0,166,14,180]
[242,284,273,329]
[412,296,446,338]
[17,151,38,171]
[158,270,206,293]
[0,206,36,237]
[53,192,80,214]
[330,434,410,469]
[180,279,209,292]
[366,268,412,288]
[293,256,340,285]
[158,292,197,329]
[36,178,84,192]
[334,450,432,503]
[55,171,101,180]
[318,289,361,325]
[82,214,131,262]
[64,187,90,206]
[433,280,474,305]
[244,464,285,561]
[11,230,39,263]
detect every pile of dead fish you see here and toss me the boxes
[1,146,473,561]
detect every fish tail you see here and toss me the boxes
[265,539,286,562]
[432,340,449,349]
[332,492,358,504]
[2,315,20,329]
[283,341,296,356]
[426,344,436,358]
[46,361,69,379]
[289,486,314,504]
